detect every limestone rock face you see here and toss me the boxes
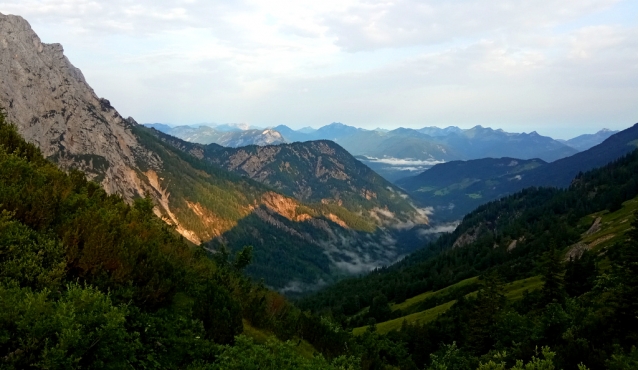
[0,13,160,200]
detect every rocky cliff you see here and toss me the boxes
[0,13,161,200]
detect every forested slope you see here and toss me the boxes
[137,126,431,292]
[0,114,357,369]
[301,149,638,317]
[297,147,638,369]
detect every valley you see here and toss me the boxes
[1,8,638,370]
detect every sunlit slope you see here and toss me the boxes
[134,126,431,292]
[566,196,638,258]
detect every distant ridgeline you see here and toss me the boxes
[272,123,582,182]
[398,123,638,221]
[144,123,287,147]
[148,122,596,183]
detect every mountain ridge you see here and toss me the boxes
[144,123,287,147]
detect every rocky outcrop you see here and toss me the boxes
[452,227,478,249]
[583,217,602,236]
[0,13,205,240]
[0,13,159,200]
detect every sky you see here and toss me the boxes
[1,0,637,139]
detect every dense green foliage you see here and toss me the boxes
[0,114,354,368]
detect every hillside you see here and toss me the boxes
[301,148,638,319]
[299,146,638,369]
[0,115,363,369]
[141,128,431,291]
[397,157,546,220]
[160,134,419,218]
[400,124,638,221]
[352,275,543,335]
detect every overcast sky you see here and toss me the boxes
[1,0,637,138]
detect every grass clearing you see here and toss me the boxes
[574,196,638,253]
[503,276,543,301]
[358,275,543,336]
[354,300,457,336]
[242,320,317,358]
[390,276,478,312]
[417,186,437,193]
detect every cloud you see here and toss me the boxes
[0,0,636,137]
[279,279,328,293]
[363,156,446,166]
[417,221,461,236]
[322,0,622,51]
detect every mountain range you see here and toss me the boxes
[559,128,619,151]
[0,13,431,293]
[145,123,286,147]
[273,123,595,182]
[274,123,603,182]
[397,124,638,220]
[148,122,615,184]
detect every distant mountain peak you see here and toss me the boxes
[325,122,349,128]
[564,128,621,151]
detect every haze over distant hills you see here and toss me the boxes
[398,124,638,220]
[278,123,581,182]
[150,122,616,183]
[559,129,619,151]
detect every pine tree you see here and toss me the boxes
[467,270,506,354]
[539,241,566,306]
